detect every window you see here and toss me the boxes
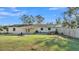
[48,27,51,30]
[13,28,16,31]
[40,28,43,30]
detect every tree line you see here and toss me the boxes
[20,15,44,24]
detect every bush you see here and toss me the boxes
[35,30,39,33]
[55,29,59,34]
[61,32,63,35]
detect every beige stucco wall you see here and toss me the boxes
[34,27,56,32]
[7,26,56,34]
[8,27,26,34]
[0,24,56,34]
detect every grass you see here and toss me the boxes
[0,34,79,51]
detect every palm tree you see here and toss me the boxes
[35,15,44,24]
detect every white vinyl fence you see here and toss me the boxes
[57,28,79,38]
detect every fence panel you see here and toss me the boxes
[57,28,79,38]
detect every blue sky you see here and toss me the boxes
[0,7,68,25]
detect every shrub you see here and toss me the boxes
[55,29,59,34]
[35,30,39,33]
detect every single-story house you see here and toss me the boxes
[0,24,62,34]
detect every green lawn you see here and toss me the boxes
[0,34,79,51]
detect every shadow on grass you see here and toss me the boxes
[32,35,79,51]
[0,33,24,36]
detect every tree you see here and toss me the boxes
[20,15,27,23]
[76,16,79,25]
[62,14,70,28]
[71,20,77,29]
[3,26,8,33]
[64,8,73,26]
[0,26,3,31]
[63,7,79,28]
[64,7,79,17]
[20,15,35,24]
[56,17,61,25]
[46,22,53,25]
[35,15,44,24]
[67,7,79,24]
[26,15,35,24]
[64,7,79,27]
[62,20,68,27]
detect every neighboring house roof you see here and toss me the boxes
[3,24,62,28]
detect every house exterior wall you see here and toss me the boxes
[0,24,58,34]
[7,26,56,34]
[8,27,26,34]
[35,27,56,32]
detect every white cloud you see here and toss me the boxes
[0,7,30,19]
[10,7,21,12]
[49,7,60,10]
[10,7,27,16]
[0,7,27,18]
[0,11,25,17]
[11,11,26,16]
[0,12,11,16]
